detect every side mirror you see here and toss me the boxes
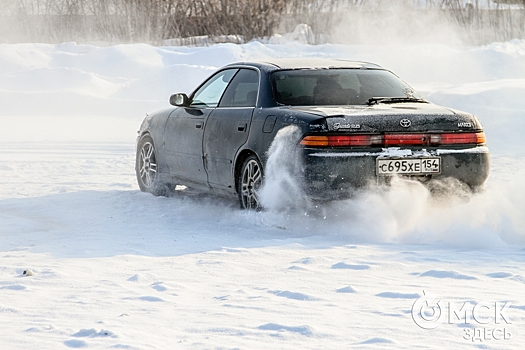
[170,93,190,107]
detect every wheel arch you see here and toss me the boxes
[137,130,152,143]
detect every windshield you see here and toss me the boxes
[271,69,423,106]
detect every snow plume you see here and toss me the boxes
[331,2,464,46]
[257,149,525,248]
[315,177,435,243]
[259,125,310,212]
[271,170,525,248]
[407,169,525,247]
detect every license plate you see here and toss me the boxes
[376,158,441,175]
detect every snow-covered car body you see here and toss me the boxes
[136,59,490,208]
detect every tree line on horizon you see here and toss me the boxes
[0,0,524,45]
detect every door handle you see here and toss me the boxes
[196,122,203,129]
[237,123,247,132]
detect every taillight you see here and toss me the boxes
[300,136,330,146]
[384,134,428,146]
[300,132,486,147]
[329,135,369,146]
[435,132,486,145]
[300,135,383,147]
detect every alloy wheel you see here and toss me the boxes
[241,158,262,210]
[139,141,157,188]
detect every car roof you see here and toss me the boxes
[226,58,382,70]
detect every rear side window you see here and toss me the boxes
[219,69,259,107]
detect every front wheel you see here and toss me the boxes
[238,155,263,210]
[136,135,167,196]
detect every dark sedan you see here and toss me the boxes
[136,59,489,209]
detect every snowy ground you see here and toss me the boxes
[1,40,525,349]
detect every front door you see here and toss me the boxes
[164,68,238,187]
[164,107,212,186]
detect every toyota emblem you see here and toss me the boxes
[400,118,411,128]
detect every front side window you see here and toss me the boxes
[190,69,238,108]
[272,69,421,106]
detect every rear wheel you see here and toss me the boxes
[238,155,263,210]
[136,135,167,196]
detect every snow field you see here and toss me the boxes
[1,39,525,348]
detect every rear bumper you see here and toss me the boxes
[301,146,490,199]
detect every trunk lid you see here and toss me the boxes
[292,103,483,133]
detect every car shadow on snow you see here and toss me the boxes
[0,189,344,259]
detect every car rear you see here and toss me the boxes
[297,106,489,199]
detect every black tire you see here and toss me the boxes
[136,135,167,196]
[238,155,263,210]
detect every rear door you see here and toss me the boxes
[203,68,260,190]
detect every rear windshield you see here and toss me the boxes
[271,69,421,106]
